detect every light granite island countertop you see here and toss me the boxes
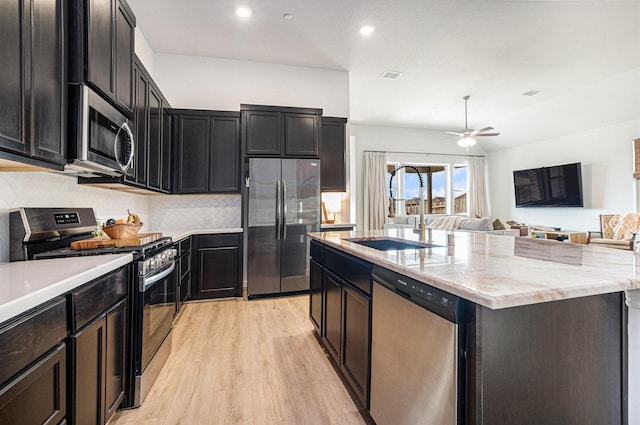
[308,228,640,309]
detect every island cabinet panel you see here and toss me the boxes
[341,283,370,407]
[317,244,373,409]
[322,269,343,363]
[309,259,323,334]
[470,292,625,425]
[191,234,242,299]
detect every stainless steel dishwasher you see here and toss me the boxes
[370,265,467,425]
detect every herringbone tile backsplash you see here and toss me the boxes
[150,194,241,230]
[0,172,241,262]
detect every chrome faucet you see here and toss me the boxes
[388,166,427,241]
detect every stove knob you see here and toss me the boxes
[148,258,157,270]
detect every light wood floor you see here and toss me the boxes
[109,295,372,425]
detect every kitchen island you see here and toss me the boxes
[308,229,639,425]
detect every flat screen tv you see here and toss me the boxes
[513,162,583,207]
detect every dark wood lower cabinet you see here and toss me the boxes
[71,298,127,425]
[341,284,370,407]
[0,343,66,425]
[322,270,342,363]
[309,259,323,334]
[192,234,242,299]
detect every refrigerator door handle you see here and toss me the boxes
[282,180,288,239]
[276,179,282,240]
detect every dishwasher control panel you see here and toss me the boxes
[372,265,466,323]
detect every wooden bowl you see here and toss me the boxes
[102,222,143,239]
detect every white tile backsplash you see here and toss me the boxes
[0,172,242,262]
[150,194,241,230]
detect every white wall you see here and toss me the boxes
[153,53,349,116]
[487,118,640,232]
[350,124,484,229]
[134,27,155,76]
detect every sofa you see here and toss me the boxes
[384,215,520,236]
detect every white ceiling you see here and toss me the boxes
[128,0,640,152]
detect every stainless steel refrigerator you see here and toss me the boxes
[247,158,321,297]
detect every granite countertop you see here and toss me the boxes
[156,228,244,241]
[308,229,640,309]
[0,254,133,325]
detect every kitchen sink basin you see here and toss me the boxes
[344,238,443,251]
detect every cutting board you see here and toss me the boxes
[71,232,163,250]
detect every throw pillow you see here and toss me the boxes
[459,217,493,231]
[604,215,620,239]
[613,213,640,240]
[492,219,506,230]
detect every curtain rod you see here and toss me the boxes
[364,149,485,158]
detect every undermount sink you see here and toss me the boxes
[344,237,443,251]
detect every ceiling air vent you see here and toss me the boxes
[522,89,541,97]
[380,70,403,80]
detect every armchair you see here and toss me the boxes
[587,214,635,250]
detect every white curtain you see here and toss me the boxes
[468,156,490,218]
[364,151,388,230]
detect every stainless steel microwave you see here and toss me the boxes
[64,84,134,177]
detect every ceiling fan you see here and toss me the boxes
[445,95,500,148]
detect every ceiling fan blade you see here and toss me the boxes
[475,133,500,137]
[445,131,464,136]
[470,127,494,135]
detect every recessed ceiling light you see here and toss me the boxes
[283,13,293,20]
[360,25,375,36]
[235,6,253,18]
[380,70,403,80]
[522,89,541,96]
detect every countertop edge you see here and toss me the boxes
[0,254,133,325]
[157,228,244,241]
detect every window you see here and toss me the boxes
[387,162,467,216]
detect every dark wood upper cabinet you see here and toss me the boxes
[147,87,162,191]
[285,113,320,157]
[241,104,322,158]
[321,117,347,192]
[161,108,172,193]
[0,0,66,168]
[122,57,170,193]
[84,0,135,116]
[173,114,209,194]
[172,110,241,194]
[114,0,134,114]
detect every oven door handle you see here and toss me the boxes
[142,262,176,291]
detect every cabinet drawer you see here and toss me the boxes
[0,299,67,385]
[69,267,128,331]
[310,240,323,263]
[324,247,372,295]
[178,237,191,255]
[0,343,66,425]
[197,233,239,248]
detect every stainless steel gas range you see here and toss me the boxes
[10,207,177,408]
